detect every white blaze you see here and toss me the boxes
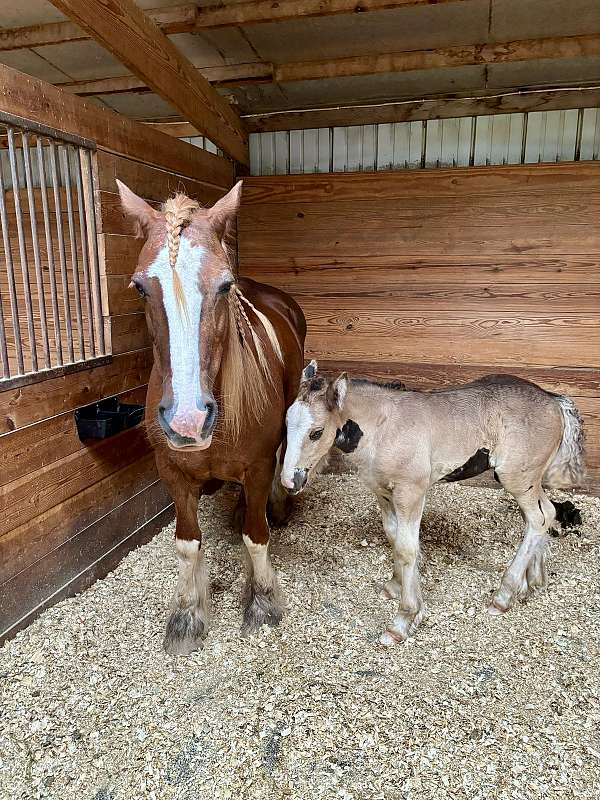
[281,400,314,488]
[148,238,204,417]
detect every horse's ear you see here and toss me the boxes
[326,372,348,411]
[116,179,159,238]
[302,359,318,382]
[208,180,243,238]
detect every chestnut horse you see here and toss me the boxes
[117,180,306,654]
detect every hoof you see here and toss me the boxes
[380,629,406,646]
[241,584,284,636]
[163,608,208,655]
[486,602,505,617]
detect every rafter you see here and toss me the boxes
[240,86,600,132]
[0,0,468,51]
[47,0,248,165]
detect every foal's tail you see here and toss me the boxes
[543,395,586,489]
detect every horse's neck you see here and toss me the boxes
[337,388,376,467]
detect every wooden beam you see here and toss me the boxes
[0,63,233,188]
[274,34,600,83]
[0,0,467,51]
[242,86,600,132]
[145,122,201,138]
[47,0,249,165]
[58,62,274,97]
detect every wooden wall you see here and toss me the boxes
[238,162,600,491]
[0,64,234,641]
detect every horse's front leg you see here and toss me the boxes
[241,463,284,635]
[160,469,210,655]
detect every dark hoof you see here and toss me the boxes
[163,608,207,655]
[241,585,283,636]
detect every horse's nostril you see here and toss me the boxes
[202,400,218,437]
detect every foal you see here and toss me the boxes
[282,363,585,645]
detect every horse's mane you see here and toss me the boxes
[162,192,283,441]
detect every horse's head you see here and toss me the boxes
[117,180,243,451]
[281,360,348,493]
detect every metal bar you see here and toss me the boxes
[36,137,63,365]
[48,139,74,363]
[574,108,584,162]
[59,145,85,359]
[81,149,105,354]
[0,158,23,374]
[0,110,96,150]
[520,112,529,164]
[0,282,10,378]
[73,146,95,356]
[7,127,37,371]
[22,132,51,369]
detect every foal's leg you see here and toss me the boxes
[489,482,556,615]
[160,469,210,655]
[380,484,427,645]
[267,445,293,527]
[241,463,284,634]
[376,495,402,600]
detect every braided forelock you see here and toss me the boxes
[162,193,200,314]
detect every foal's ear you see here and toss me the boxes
[326,372,348,411]
[302,359,318,382]
[208,180,243,238]
[116,180,159,238]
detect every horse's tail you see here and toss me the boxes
[543,395,586,489]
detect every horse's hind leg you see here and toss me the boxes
[376,495,402,601]
[380,483,427,645]
[489,481,556,615]
[241,463,284,635]
[160,465,210,655]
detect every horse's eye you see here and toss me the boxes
[218,281,233,295]
[309,428,324,441]
[130,280,146,298]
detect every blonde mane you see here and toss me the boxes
[163,193,200,314]
[162,191,283,442]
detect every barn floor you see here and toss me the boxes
[1,477,599,800]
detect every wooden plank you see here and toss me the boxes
[100,233,142,276]
[275,34,600,83]
[0,386,146,488]
[0,1,467,51]
[0,452,157,585]
[0,348,152,433]
[110,313,150,354]
[240,163,600,204]
[96,151,228,203]
[48,0,248,164]
[243,87,600,132]
[0,424,151,537]
[317,359,600,399]
[301,305,600,369]
[240,256,600,286]
[250,277,600,312]
[0,63,233,188]
[105,274,144,315]
[0,480,173,642]
[61,62,274,96]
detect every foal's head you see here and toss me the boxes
[118,180,247,451]
[281,360,349,493]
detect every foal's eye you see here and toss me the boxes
[309,428,324,441]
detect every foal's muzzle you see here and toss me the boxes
[288,468,308,495]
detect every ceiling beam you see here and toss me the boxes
[274,33,600,82]
[59,63,274,96]
[0,0,469,51]
[241,86,600,131]
[47,0,249,165]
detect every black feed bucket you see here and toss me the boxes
[75,396,145,441]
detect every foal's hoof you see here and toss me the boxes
[486,602,505,617]
[163,608,208,655]
[241,585,284,636]
[380,629,406,646]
